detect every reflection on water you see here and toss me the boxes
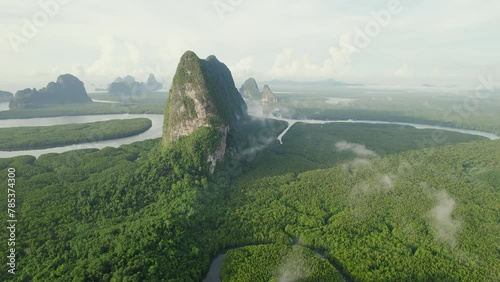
[91,99,123,104]
[203,254,224,282]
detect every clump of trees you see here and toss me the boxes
[221,245,343,281]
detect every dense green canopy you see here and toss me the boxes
[0,120,498,281]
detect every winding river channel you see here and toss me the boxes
[0,101,498,158]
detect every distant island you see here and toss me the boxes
[107,73,163,97]
[239,78,278,104]
[239,78,262,100]
[9,74,92,109]
[0,91,14,102]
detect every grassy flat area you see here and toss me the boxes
[246,122,486,176]
[0,102,165,119]
[274,89,500,135]
[0,118,152,151]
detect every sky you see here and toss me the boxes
[0,0,499,92]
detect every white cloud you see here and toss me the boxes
[328,33,358,65]
[1,0,499,89]
[266,46,357,81]
[428,190,461,247]
[29,66,61,76]
[82,35,172,83]
[267,48,319,79]
[335,141,378,157]
[430,68,440,76]
[230,56,256,81]
[394,62,413,77]
[85,35,139,77]
[379,174,395,189]
[72,65,86,77]
[275,250,308,282]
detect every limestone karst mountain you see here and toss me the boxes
[0,91,13,102]
[9,74,92,109]
[108,73,163,97]
[239,78,262,100]
[239,78,278,105]
[162,51,248,172]
[146,73,163,91]
[261,84,278,104]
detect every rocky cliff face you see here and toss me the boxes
[239,78,262,100]
[162,51,248,172]
[207,126,229,173]
[261,85,278,104]
[10,74,91,109]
